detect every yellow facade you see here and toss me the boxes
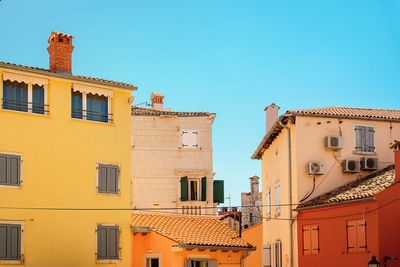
[0,67,134,266]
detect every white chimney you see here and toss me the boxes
[151,92,164,111]
[265,103,280,133]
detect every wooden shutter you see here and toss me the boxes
[302,225,311,255]
[107,227,118,259]
[213,180,224,203]
[275,241,282,267]
[262,243,272,267]
[311,225,319,254]
[190,131,198,148]
[347,220,357,253]
[109,166,119,194]
[0,155,7,184]
[201,177,207,201]
[97,227,108,259]
[0,225,7,259]
[180,176,188,201]
[185,259,192,267]
[355,126,363,151]
[266,189,271,218]
[366,127,375,152]
[9,156,20,185]
[208,260,218,267]
[98,165,108,192]
[9,225,20,260]
[357,220,367,252]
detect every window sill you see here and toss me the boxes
[0,184,22,189]
[70,118,114,126]
[1,108,50,118]
[352,151,376,155]
[0,260,24,265]
[96,259,121,264]
[96,191,120,197]
[179,147,201,151]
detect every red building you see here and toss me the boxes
[296,142,400,267]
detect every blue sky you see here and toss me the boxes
[1,0,400,205]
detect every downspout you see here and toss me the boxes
[279,120,293,267]
[240,251,251,267]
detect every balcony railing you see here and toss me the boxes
[1,98,49,114]
[71,108,113,123]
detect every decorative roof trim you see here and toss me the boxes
[132,106,216,119]
[3,71,48,87]
[72,83,113,97]
[179,244,256,251]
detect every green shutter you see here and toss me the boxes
[201,177,207,201]
[180,176,188,201]
[213,180,224,203]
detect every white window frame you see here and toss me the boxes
[181,130,199,149]
[353,124,376,154]
[275,181,280,216]
[144,253,162,267]
[0,220,25,265]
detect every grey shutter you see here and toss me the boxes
[367,127,375,152]
[98,165,108,193]
[208,260,218,267]
[360,126,367,152]
[108,227,118,259]
[0,155,7,184]
[355,126,363,151]
[97,227,107,259]
[109,166,118,194]
[9,156,20,185]
[9,225,20,260]
[0,226,6,259]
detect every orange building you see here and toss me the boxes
[296,142,400,267]
[131,213,255,267]
[242,223,262,267]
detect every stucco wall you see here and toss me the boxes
[242,223,262,267]
[131,114,216,214]
[0,68,133,266]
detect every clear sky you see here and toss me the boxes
[1,0,399,206]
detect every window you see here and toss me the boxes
[189,179,199,201]
[273,240,282,267]
[146,257,160,267]
[98,164,119,194]
[347,219,366,253]
[355,125,375,152]
[262,243,272,267]
[97,225,119,260]
[302,224,319,255]
[0,153,21,186]
[71,89,111,123]
[181,130,198,148]
[275,181,280,215]
[0,224,21,260]
[266,189,271,218]
[185,259,217,267]
[2,80,47,114]
[180,176,208,202]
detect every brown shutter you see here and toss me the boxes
[347,220,357,253]
[311,225,319,254]
[302,225,311,255]
[357,220,367,252]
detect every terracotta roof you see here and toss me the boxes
[298,165,396,209]
[132,106,215,117]
[0,61,136,90]
[287,106,400,121]
[252,106,400,159]
[131,213,253,249]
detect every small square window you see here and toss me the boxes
[181,130,198,148]
[98,164,119,194]
[355,125,375,152]
[0,153,21,186]
[97,225,119,260]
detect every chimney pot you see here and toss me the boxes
[265,103,280,134]
[151,92,164,111]
[47,31,74,73]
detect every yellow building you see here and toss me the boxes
[0,32,136,266]
[252,105,400,267]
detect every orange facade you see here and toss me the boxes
[297,183,400,267]
[242,223,262,267]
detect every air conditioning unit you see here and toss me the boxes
[342,159,360,173]
[308,162,324,175]
[361,157,378,171]
[325,136,343,149]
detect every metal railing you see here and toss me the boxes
[1,98,49,114]
[71,108,113,123]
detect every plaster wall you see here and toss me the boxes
[242,223,262,267]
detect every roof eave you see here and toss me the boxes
[179,244,256,251]
[0,62,137,91]
[290,112,400,123]
[296,196,376,211]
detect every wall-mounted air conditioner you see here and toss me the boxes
[361,157,378,171]
[308,162,324,175]
[324,136,343,149]
[342,159,360,173]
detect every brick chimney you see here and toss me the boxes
[151,92,164,111]
[250,175,259,196]
[47,31,74,73]
[390,140,400,182]
[265,103,280,134]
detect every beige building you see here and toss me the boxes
[131,93,223,215]
[252,105,400,267]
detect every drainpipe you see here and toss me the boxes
[279,120,293,267]
[240,251,251,267]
